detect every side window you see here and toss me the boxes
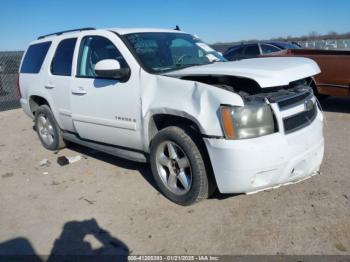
[51,38,77,76]
[77,36,127,77]
[243,45,260,58]
[225,47,244,60]
[261,44,281,54]
[20,42,51,73]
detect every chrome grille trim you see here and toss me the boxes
[283,101,317,134]
[269,90,313,111]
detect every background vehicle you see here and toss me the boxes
[223,42,350,98]
[263,49,350,98]
[223,41,300,61]
[19,28,324,205]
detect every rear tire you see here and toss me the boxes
[34,105,66,150]
[150,126,213,205]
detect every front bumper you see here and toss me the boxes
[204,111,324,194]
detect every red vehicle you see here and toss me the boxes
[223,42,350,98]
[265,49,350,98]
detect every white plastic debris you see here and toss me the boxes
[67,155,82,164]
[39,159,50,167]
[57,155,83,166]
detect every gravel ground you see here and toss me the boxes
[0,97,349,256]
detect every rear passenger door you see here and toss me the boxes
[45,37,77,131]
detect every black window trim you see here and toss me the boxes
[75,34,131,82]
[50,37,78,77]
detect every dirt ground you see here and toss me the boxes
[0,97,349,256]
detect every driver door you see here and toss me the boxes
[70,33,142,150]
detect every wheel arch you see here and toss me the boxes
[29,95,50,114]
[147,111,204,148]
[28,93,63,129]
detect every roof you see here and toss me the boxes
[34,27,188,42]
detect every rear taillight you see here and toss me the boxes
[16,73,22,98]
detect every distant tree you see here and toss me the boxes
[211,31,350,46]
[308,31,319,40]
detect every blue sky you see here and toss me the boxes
[1,0,349,50]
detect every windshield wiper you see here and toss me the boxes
[175,63,207,69]
[161,63,209,73]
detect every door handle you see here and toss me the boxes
[45,83,55,89]
[71,86,87,95]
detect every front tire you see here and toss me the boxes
[150,126,212,205]
[34,105,66,150]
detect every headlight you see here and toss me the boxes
[220,103,276,139]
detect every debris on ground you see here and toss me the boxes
[57,155,82,166]
[2,172,14,178]
[79,197,96,205]
[39,158,50,167]
[43,172,49,175]
[334,242,347,252]
[67,155,82,163]
[51,180,60,186]
[57,156,69,166]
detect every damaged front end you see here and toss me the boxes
[180,74,313,103]
[178,75,318,138]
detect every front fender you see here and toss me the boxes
[140,73,244,149]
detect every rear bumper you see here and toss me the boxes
[20,98,33,119]
[204,111,324,194]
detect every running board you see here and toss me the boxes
[62,132,148,163]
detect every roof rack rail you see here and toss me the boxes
[37,27,96,40]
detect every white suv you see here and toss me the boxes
[19,28,324,205]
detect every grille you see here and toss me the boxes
[276,90,312,110]
[283,102,317,134]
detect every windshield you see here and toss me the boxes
[124,32,226,73]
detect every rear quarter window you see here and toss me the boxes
[20,42,51,74]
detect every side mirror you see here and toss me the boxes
[94,59,129,80]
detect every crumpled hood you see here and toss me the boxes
[165,57,321,88]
